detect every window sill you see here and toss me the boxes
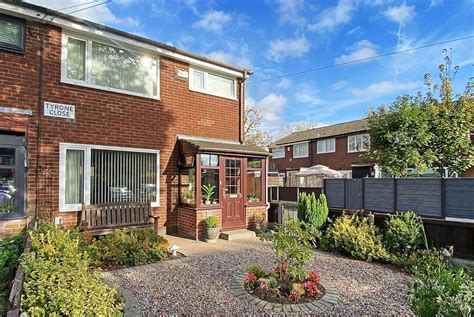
[0,212,27,220]
[245,202,265,207]
[348,150,369,153]
[189,87,237,101]
[293,155,309,159]
[316,151,336,154]
[60,78,161,101]
[196,204,222,210]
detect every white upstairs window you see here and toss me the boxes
[189,67,236,99]
[293,143,309,158]
[272,147,285,159]
[317,138,335,154]
[62,34,160,99]
[348,134,370,152]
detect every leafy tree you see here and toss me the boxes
[367,52,474,177]
[243,106,272,147]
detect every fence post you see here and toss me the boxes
[441,178,446,218]
[393,178,397,212]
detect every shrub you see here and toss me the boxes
[89,228,169,269]
[0,233,25,315]
[384,211,426,255]
[21,222,123,316]
[204,215,219,228]
[298,193,328,229]
[322,213,389,261]
[246,264,266,279]
[409,261,473,317]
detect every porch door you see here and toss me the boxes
[221,158,245,230]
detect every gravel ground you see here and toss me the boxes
[103,242,415,316]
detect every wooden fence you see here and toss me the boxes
[324,178,474,219]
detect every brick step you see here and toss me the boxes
[219,229,256,241]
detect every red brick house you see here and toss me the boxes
[0,1,268,239]
[269,119,376,186]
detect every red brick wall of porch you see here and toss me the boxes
[177,205,267,240]
[0,20,242,234]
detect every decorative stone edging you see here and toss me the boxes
[231,273,340,313]
[102,271,142,317]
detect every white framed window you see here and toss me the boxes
[272,147,285,159]
[293,143,309,158]
[59,143,160,212]
[348,134,370,153]
[317,138,335,154]
[189,67,236,100]
[61,33,160,99]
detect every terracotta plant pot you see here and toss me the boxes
[206,227,220,243]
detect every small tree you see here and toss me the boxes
[243,106,272,147]
[297,192,329,229]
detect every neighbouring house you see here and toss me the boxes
[0,1,268,239]
[269,119,377,186]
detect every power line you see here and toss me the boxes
[64,1,111,15]
[246,35,474,85]
[57,1,104,12]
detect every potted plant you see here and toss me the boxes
[247,194,259,202]
[201,184,216,205]
[205,215,220,243]
[181,189,193,204]
[251,211,265,233]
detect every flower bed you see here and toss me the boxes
[244,268,325,304]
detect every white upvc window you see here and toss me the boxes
[348,133,370,153]
[293,142,309,158]
[59,143,160,212]
[272,147,285,159]
[317,138,335,154]
[189,67,236,100]
[61,33,160,99]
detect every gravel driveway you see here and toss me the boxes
[103,239,414,316]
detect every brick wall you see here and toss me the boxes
[177,206,223,240]
[270,134,368,173]
[0,218,28,238]
[0,20,243,233]
[245,205,267,228]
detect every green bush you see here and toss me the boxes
[298,193,328,229]
[89,228,169,269]
[21,222,123,316]
[204,215,219,228]
[384,211,426,255]
[245,264,266,279]
[322,213,389,261]
[409,261,473,317]
[0,233,25,315]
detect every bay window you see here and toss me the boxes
[62,34,159,98]
[60,144,160,211]
[200,154,219,204]
[189,67,236,99]
[348,134,370,152]
[317,138,335,154]
[293,143,308,158]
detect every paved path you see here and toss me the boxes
[103,237,414,316]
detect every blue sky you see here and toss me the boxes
[29,0,474,139]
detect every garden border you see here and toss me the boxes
[231,273,340,312]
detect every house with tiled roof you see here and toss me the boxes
[269,119,376,185]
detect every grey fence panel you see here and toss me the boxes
[364,178,395,212]
[396,178,442,217]
[345,179,363,210]
[445,179,474,219]
[324,179,345,208]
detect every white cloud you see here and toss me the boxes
[246,94,287,133]
[295,90,324,106]
[193,10,232,33]
[350,81,419,98]
[346,26,361,36]
[308,0,354,32]
[276,78,292,89]
[123,17,139,28]
[334,40,378,64]
[428,0,443,9]
[330,80,348,90]
[383,3,416,26]
[275,0,306,26]
[207,50,252,69]
[26,0,120,25]
[268,36,310,62]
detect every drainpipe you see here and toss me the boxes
[239,70,249,144]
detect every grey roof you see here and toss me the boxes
[5,1,251,74]
[180,137,268,156]
[274,119,368,146]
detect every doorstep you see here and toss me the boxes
[220,229,256,241]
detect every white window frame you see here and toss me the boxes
[293,142,309,158]
[348,133,370,153]
[317,138,336,154]
[59,143,160,212]
[272,147,285,159]
[61,32,161,100]
[189,67,237,100]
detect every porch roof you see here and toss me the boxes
[178,136,269,156]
